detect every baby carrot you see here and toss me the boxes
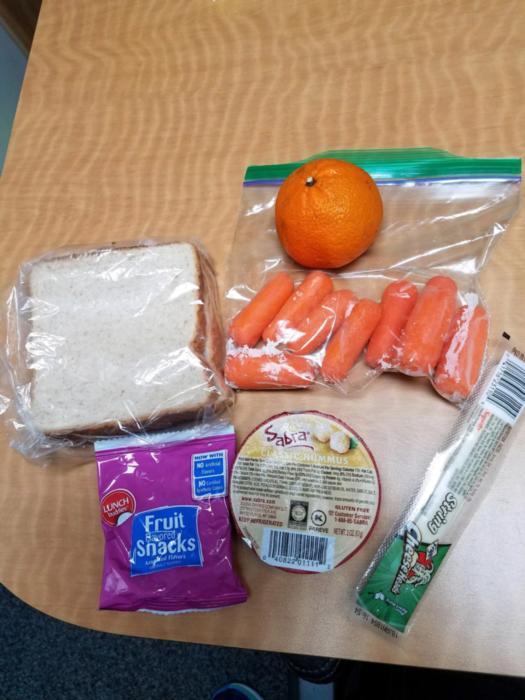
[224,353,315,390]
[321,299,382,382]
[262,271,333,344]
[399,276,458,376]
[229,272,294,347]
[287,289,357,354]
[365,280,418,368]
[433,304,489,400]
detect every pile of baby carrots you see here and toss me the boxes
[225,270,488,401]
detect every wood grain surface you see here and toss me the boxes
[0,0,524,676]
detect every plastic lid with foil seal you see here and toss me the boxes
[230,410,381,574]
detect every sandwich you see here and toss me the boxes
[25,241,227,437]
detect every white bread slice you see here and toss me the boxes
[28,242,222,437]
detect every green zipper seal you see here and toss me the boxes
[244,148,521,183]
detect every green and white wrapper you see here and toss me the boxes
[355,340,525,635]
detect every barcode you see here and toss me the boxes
[261,528,334,572]
[482,352,525,425]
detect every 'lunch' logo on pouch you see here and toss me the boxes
[101,489,136,527]
[264,423,314,450]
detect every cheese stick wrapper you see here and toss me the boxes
[355,342,525,635]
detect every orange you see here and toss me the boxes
[275,158,383,269]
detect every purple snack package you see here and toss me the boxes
[95,421,248,613]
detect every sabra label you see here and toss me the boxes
[101,489,136,527]
[230,411,380,573]
[130,505,203,576]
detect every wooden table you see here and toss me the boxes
[1,0,524,677]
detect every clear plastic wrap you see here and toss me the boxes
[354,338,525,635]
[0,239,233,464]
[225,149,521,403]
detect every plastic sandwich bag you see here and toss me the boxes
[0,238,233,465]
[225,149,521,403]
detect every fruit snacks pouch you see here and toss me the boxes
[95,420,247,613]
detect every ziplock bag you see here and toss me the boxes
[0,238,232,464]
[225,149,521,402]
[96,419,247,613]
[355,338,525,634]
